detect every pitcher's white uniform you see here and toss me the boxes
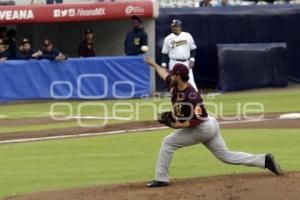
[162,31,198,91]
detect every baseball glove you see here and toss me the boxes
[158,111,175,127]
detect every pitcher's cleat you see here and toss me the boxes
[265,153,283,176]
[147,180,170,188]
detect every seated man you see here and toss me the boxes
[0,38,10,61]
[5,29,17,60]
[16,38,38,60]
[35,39,66,61]
[78,28,96,57]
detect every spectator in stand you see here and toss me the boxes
[16,38,38,60]
[46,0,62,4]
[215,0,232,6]
[124,15,148,56]
[199,0,213,7]
[0,0,15,5]
[256,0,268,4]
[78,28,96,57]
[0,38,9,61]
[273,0,290,4]
[34,39,66,61]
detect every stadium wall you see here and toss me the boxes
[0,57,150,102]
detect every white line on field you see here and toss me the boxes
[0,126,168,145]
[0,118,273,145]
[0,112,65,119]
[220,118,269,124]
[65,116,130,120]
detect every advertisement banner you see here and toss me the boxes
[0,57,150,101]
[0,1,153,24]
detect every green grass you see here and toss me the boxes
[0,88,300,134]
[0,128,299,198]
[205,88,300,115]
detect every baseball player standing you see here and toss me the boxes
[144,57,282,188]
[161,19,198,92]
[124,15,148,56]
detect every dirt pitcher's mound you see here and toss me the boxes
[6,172,300,200]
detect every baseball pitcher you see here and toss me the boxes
[144,57,282,188]
[161,19,198,92]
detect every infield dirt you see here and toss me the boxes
[5,172,300,200]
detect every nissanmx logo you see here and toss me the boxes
[53,8,105,18]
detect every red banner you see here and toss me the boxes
[0,1,154,24]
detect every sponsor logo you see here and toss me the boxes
[77,8,105,16]
[0,10,34,20]
[125,5,144,15]
[53,8,105,18]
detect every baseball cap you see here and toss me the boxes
[84,28,93,34]
[171,63,189,79]
[170,19,182,27]
[43,39,53,47]
[21,38,31,45]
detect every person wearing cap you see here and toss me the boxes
[161,19,198,92]
[78,28,96,57]
[124,15,148,56]
[16,38,38,60]
[35,39,66,61]
[144,56,282,188]
[0,38,9,61]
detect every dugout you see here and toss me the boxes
[2,1,158,57]
[0,1,159,101]
[15,19,155,57]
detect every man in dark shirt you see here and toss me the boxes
[0,38,10,61]
[16,38,37,60]
[0,26,7,39]
[35,39,66,61]
[5,29,17,60]
[144,57,282,187]
[78,28,96,57]
[124,15,148,56]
